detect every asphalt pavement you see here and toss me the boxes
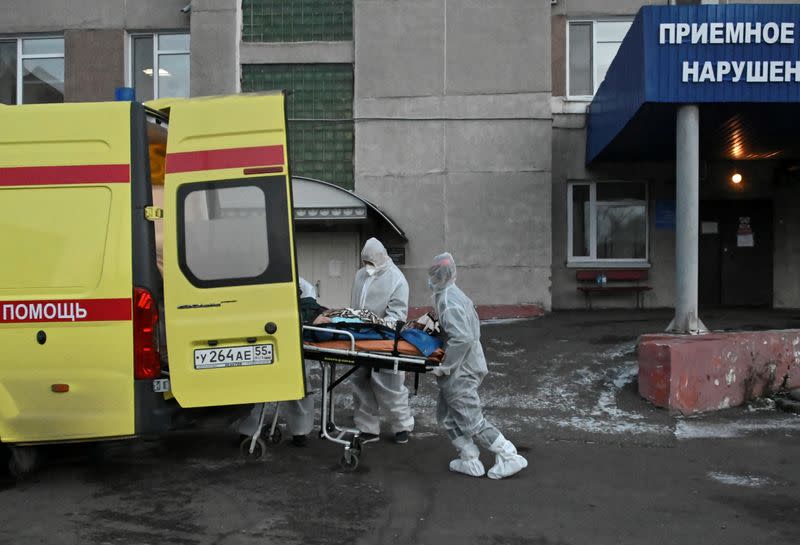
[2,309,799,545]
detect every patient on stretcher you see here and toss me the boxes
[309,305,439,334]
[298,282,443,360]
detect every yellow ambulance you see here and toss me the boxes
[0,93,305,476]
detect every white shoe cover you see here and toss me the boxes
[449,436,485,477]
[487,436,528,480]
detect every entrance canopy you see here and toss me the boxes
[587,4,800,164]
[291,176,407,241]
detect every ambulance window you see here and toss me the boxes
[178,178,293,287]
[184,185,268,281]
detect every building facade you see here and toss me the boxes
[2,0,798,311]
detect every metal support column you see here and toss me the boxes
[668,105,707,335]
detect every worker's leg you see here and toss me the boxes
[237,404,265,437]
[483,433,528,480]
[371,369,414,434]
[351,366,381,435]
[436,381,485,477]
[437,373,493,438]
[286,361,315,438]
[439,374,527,479]
[285,396,314,437]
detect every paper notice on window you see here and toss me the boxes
[737,233,755,247]
[701,221,718,234]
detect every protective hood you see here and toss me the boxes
[361,237,392,273]
[428,252,457,292]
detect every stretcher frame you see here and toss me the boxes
[302,324,441,470]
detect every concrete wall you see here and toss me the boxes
[550,111,678,309]
[0,1,189,34]
[190,0,239,96]
[354,0,552,309]
[64,29,125,102]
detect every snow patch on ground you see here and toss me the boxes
[481,317,539,326]
[479,342,670,436]
[676,416,800,439]
[707,471,776,488]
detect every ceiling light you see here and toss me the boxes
[141,68,171,76]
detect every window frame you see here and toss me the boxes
[0,35,65,105]
[566,19,632,100]
[127,31,190,101]
[567,180,649,265]
[177,177,294,289]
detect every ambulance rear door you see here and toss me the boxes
[161,93,305,407]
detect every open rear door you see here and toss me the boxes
[162,93,304,408]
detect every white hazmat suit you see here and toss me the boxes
[429,253,527,479]
[238,277,317,441]
[350,238,414,438]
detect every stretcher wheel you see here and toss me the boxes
[263,426,282,445]
[339,450,359,471]
[240,437,266,461]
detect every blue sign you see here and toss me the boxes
[643,4,800,102]
[655,200,676,231]
[587,4,800,163]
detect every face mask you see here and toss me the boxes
[365,264,377,276]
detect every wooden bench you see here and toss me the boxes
[576,270,652,309]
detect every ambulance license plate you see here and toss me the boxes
[194,344,274,370]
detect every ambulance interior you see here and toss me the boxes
[146,112,167,275]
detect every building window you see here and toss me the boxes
[130,33,190,101]
[0,37,64,105]
[241,64,354,189]
[567,20,631,98]
[568,182,648,262]
[242,0,353,42]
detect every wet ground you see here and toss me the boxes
[2,309,799,544]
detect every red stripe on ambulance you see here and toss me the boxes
[0,298,132,324]
[0,164,130,187]
[166,145,285,173]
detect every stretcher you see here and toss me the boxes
[302,324,443,470]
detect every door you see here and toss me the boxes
[295,231,360,308]
[0,102,136,442]
[720,201,773,306]
[162,94,305,408]
[699,200,773,307]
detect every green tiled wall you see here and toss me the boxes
[242,0,353,42]
[242,64,354,189]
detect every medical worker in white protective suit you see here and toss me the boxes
[350,238,414,444]
[428,253,527,479]
[238,277,317,446]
